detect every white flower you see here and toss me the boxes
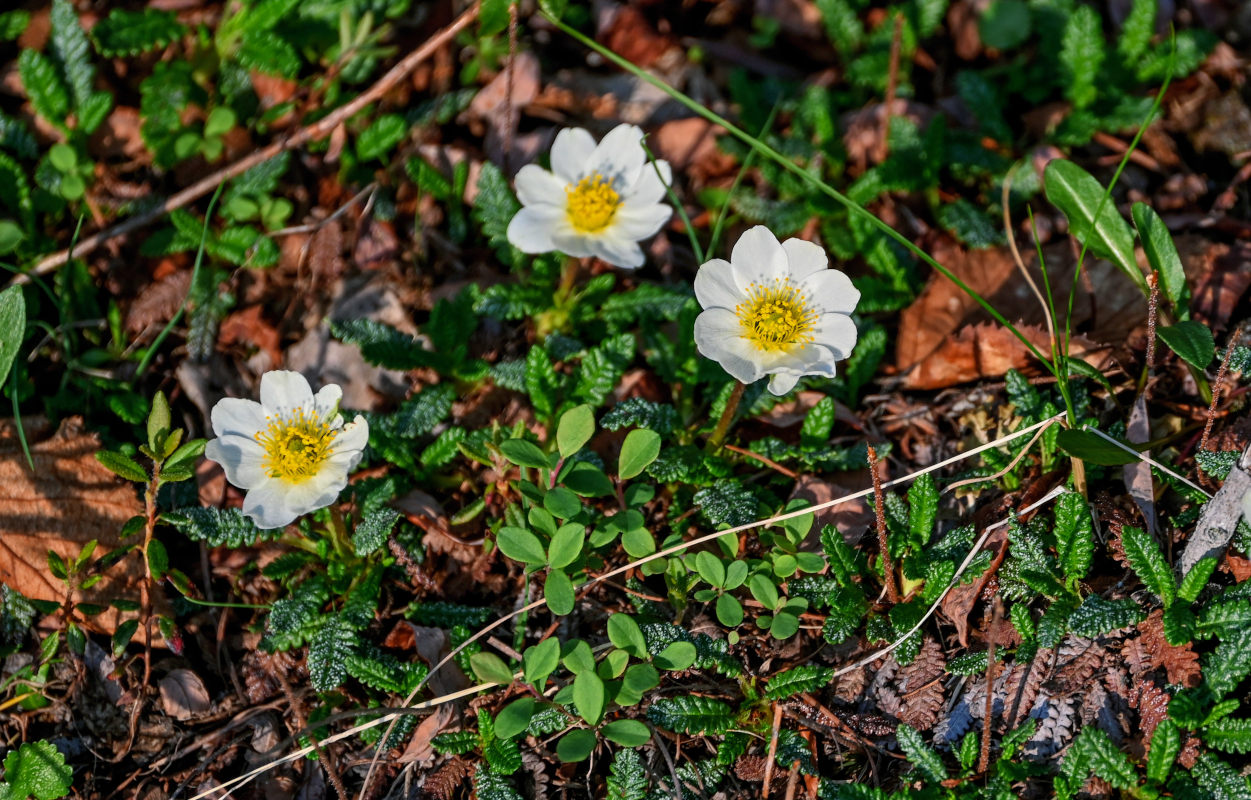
[505,123,672,269]
[204,371,368,530]
[693,226,860,395]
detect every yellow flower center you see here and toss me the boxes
[254,408,335,483]
[736,278,818,352]
[565,173,621,233]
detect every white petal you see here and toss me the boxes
[694,259,742,310]
[782,238,829,282]
[260,370,314,415]
[628,159,673,205]
[507,206,565,253]
[210,397,267,438]
[283,470,346,520]
[694,308,762,384]
[730,226,789,287]
[588,123,647,186]
[331,415,369,458]
[799,268,861,315]
[205,434,270,489]
[515,164,567,207]
[313,384,343,420]
[550,127,597,183]
[812,313,859,360]
[585,235,646,269]
[242,479,297,530]
[768,373,800,395]
[609,201,671,241]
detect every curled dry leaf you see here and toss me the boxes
[0,417,145,634]
[159,668,213,720]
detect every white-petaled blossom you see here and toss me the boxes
[693,226,860,395]
[204,370,368,530]
[505,123,672,269]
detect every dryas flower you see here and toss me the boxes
[505,123,672,269]
[204,370,368,530]
[693,226,860,395]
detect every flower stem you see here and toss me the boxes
[868,445,899,605]
[707,381,746,451]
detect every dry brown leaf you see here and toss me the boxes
[650,117,735,183]
[218,305,282,366]
[898,637,947,730]
[159,669,213,720]
[0,417,145,634]
[597,6,675,69]
[399,703,454,764]
[126,271,192,334]
[1138,609,1202,688]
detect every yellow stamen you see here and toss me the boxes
[565,172,621,233]
[735,278,818,352]
[254,407,335,483]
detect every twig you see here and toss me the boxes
[868,445,899,603]
[724,444,799,478]
[1002,177,1055,353]
[762,702,783,798]
[653,728,686,800]
[978,594,1002,773]
[1199,321,1244,453]
[14,3,481,286]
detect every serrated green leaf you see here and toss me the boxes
[1068,595,1144,637]
[95,451,147,483]
[50,0,94,109]
[18,50,70,128]
[1122,524,1175,605]
[0,285,26,390]
[897,723,947,783]
[1179,556,1217,603]
[607,747,649,800]
[309,617,355,691]
[357,113,408,161]
[1054,492,1093,582]
[92,8,185,57]
[646,696,735,735]
[164,507,282,548]
[764,665,834,700]
[1060,5,1105,110]
[1,741,72,800]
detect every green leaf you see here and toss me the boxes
[979,0,1030,49]
[1205,628,1251,698]
[547,523,584,569]
[1147,718,1181,783]
[308,617,355,691]
[0,741,72,800]
[524,345,559,419]
[764,665,835,700]
[0,11,30,42]
[352,507,400,557]
[574,333,635,407]
[522,638,561,688]
[496,527,546,566]
[1132,203,1187,313]
[50,0,94,109]
[1053,491,1094,583]
[897,724,947,783]
[470,652,515,686]
[330,318,429,370]
[908,472,939,547]
[146,539,169,582]
[1044,159,1143,292]
[1157,321,1215,370]
[499,438,550,470]
[653,641,696,671]
[715,593,744,627]
[495,697,536,740]
[646,696,735,735]
[1178,557,1217,604]
[573,671,606,725]
[557,404,595,459]
[91,8,185,57]
[357,113,408,161]
[95,451,147,483]
[618,429,661,480]
[1205,718,1251,755]
[561,461,615,497]
[146,391,171,453]
[1059,5,1104,110]
[112,618,138,656]
[600,397,678,435]
[480,0,512,36]
[0,285,26,389]
[556,729,597,762]
[607,748,649,800]
[1068,595,1145,638]
[1056,428,1138,466]
[1118,0,1156,63]
[165,507,281,548]
[1189,752,1251,800]
[545,569,576,615]
[607,614,648,659]
[18,50,70,128]
[601,719,650,747]
[1122,524,1175,605]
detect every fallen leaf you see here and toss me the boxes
[159,669,212,720]
[1183,237,1251,329]
[466,51,540,167]
[0,418,145,634]
[1123,395,1156,536]
[650,117,735,183]
[398,703,454,763]
[597,5,675,69]
[218,306,282,367]
[126,271,191,334]
[789,475,874,543]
